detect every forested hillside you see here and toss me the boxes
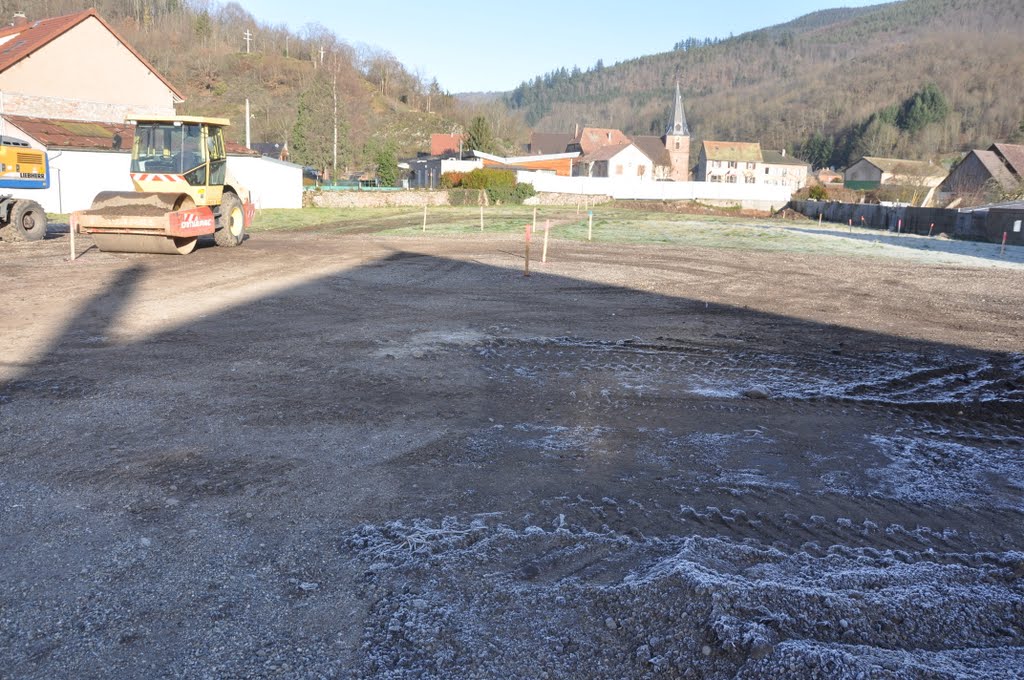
[12,0,1024,174]
[1,0,519,175]
[506,0,1024,168]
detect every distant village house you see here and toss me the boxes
[697,141,809,189]
[938,143,1024,206]
[844,156,945,206]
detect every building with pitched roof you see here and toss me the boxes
[938,143,1024,206]
[843,156,946,206]
[0,9,182,122]
[430,133,465,157]
[698,141,808,189]
[761,150,810,189]
[571,142,653,180]
[843,157,945,190]
[698,141,763,184]
[526,132,574,156]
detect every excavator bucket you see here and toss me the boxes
[72,191,217,255]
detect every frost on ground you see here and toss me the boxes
[343,518,1024,679]
[862,435,1024,506]
[480,338,1024,406]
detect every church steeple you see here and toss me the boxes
[664,82,690,181]
[667,81,689,137]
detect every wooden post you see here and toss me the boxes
[542,220,550,263]
[588,211,593,241]
[928,223,935,237]
[897,218,902,236]
[479,205,484,232]
[422,204,427,231]
[69,217,77,261]
[532,206,537,233]
[524,224,531,277]
[818,212,822,226]
[848,218,852,233]
[1001,231,1008,257]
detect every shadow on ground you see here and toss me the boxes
[2,249,1022,678]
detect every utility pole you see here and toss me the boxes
[243,29,252,53]
[332,66,338,181]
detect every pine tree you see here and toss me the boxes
[465,116,499,155]
[291,73,338,178]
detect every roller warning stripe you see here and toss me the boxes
[131,173,183,182]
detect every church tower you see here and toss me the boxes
[664,82,691,181]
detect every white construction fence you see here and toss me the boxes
[517,172,795,210]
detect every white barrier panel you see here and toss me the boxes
[517,171,794,205]
[228,156,303,210]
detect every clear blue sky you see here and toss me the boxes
[232,0,891,93]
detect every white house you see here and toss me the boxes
[698,141,808,189]
[573,142,654,181]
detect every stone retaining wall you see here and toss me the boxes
[524,193,613,207]
[308,190,450,208]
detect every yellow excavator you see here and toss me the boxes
[72,115,255,255]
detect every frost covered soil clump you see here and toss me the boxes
[344,517,1024,679]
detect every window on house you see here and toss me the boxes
[728,161,738,169]
[764,167,770,175]
[747,162,756,170]
[745,176,756,184]
[616,164,624,175]
[637,165,646,177]
[710,175,722,182]
[726,175,737,183]
[675,140,680,150]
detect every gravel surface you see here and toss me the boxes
[1,229,1022,679]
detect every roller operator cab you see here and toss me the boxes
[72,116,256,255]
[0,136,49,242]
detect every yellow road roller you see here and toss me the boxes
[71,116,255,255]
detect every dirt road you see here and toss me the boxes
[2,231,1022,679]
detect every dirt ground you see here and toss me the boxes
[2,229,1023,679]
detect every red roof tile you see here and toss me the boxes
[571,128,631,156]
[0,9,184,101]
[4,114,258,156]
[582,142,634,163]
[4,114,134,150]
[430,133,464,156]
